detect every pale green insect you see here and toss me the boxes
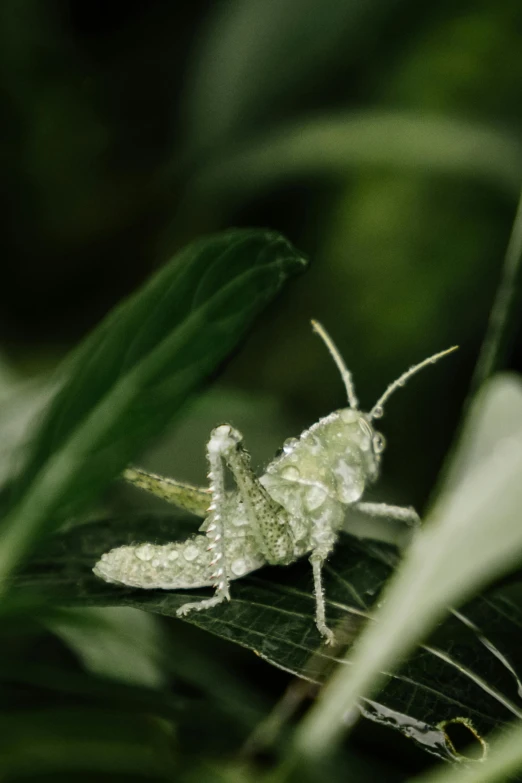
[94,322,457,644]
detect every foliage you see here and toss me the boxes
[1,2,522,782]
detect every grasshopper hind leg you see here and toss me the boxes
[123,467,210,517]
[174,425,239,618]
[175,423,288,619]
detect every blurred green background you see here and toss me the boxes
[1,0,522,780]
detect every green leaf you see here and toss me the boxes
[180,113,522,226]
[17,511,522,762]
[184,0,399,150]
[289,373,522,764]
[441,373,522,496]
[0,229,306,586]
[0,707,176,778]
[0,370,55,489]
[0,657,184,721]
[467,189,522,396]
[48,606,167,689]
[407,720,522,783]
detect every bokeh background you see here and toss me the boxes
[1,1,522,779]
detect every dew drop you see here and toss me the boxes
[305,485,327,511]
[360,436,371,452]
[152,558,160,568]
[372,405,384,419]
[373,433,386,454]
[340,409,358,423]
[183,544,199,562]
[281,466,300,481]
[135,544,154,561]
[283,437,299,454]
[167,550,179,561]
[342,485,363,503]
[231,558,248,576]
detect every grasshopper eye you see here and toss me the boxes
[373,432,386,454]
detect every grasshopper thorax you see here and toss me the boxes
[261,406,384,529]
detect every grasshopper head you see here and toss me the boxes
[311,319,457,482]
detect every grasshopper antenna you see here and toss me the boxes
[369,345,458,420]
[311,320,359,410]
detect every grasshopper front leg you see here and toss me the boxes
[175,426,234,616]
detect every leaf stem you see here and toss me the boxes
[470,186,522,394]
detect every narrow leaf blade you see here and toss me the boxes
[0,229,306,584]
[18,512,522,761]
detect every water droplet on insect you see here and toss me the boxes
[360,439,370,452]
[183,544,199,561]
[343,485,363,503]
[305,485,327,511]
[231,558,248,576]
[135,544,154,561]
[282,466,300,481]
[373,433,386,454]
[152,558,160,568]
[283,438,299,454]
[372,405,384,419]
[168,550,179,561]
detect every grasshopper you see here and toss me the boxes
[94,322,456,643]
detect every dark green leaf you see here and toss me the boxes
[0,707,176,778]
[48,607,167,689]
[185,0,400,150]
[0,229,306,582]
[180,114,522,227]
[0,658,183,719]
[18,514,522,762]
